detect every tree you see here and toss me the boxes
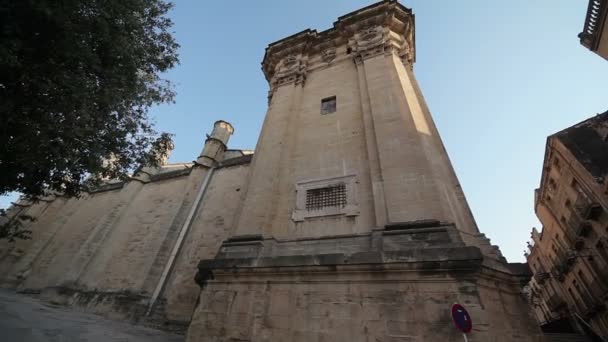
[0,208,33,242]
[0,0,179,201]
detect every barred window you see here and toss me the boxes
[305,184,346,210]
[292,174,358,222]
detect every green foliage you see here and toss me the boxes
[0,208,33,242]
[0,0,179,200]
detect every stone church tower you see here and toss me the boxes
[0,1,543,340]
[187,1,542,341]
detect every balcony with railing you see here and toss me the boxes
[535,271,551,285]
[551,250,577,282]
[580,286,607,319]
[546,293,568,312]
[588,276,608,301]
[564,193,600,245]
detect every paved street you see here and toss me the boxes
[0,290,184,342]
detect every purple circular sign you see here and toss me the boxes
[451,303,473,333]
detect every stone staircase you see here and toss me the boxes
[544,333,592,342]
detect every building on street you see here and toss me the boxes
[527,110,608,338]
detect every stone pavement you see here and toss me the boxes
[0,289,184,342]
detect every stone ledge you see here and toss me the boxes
[225,234,263,242]
[216,154,253,169]
[196,246,484,288]
[149,167,192,182]
[385,219,442,230]
[196,223,532,289]
[89,182,125,194]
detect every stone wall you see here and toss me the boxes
[0,159,251,331]
[161,163,251,324]
[186,2,541,341]
[187,262,542,342]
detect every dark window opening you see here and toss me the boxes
[571,178,579,189]
[321,96,337,115]
[553,157,560,169]
[548,178,557,190]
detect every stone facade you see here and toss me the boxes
[1,1,544,341]
[0,120,250,332]
[526,111,608,338]
[579,0,608,60]
[188,1,542,341]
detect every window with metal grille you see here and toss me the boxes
[305,184,346,210]
[321,96,336,115]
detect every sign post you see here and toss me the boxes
[451,303,472,342]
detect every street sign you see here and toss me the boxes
[451,303,473,333]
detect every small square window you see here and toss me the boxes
[321,96,336,115]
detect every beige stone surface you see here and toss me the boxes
[0,119,249,331]
[163,163,250,323]
[527,112,608,337]
[0,289,183,342]
[0,1,543,341]
[186,1,541,341]
[187,268,542,342]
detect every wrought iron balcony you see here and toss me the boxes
[581,290,606,319]
[546,294,568,312]
[535,272,550,285]
[551,266,566,282]
[565,197,596,244]
[581,202,603,221]
[588,278,608,301]
[573,237,586,251]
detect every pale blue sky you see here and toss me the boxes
[3,1,607,262]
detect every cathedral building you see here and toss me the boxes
[1,1,543,340]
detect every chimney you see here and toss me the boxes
[196,120,234,167]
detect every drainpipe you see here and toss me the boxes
[145,120,233,316]
[146,166,215,315]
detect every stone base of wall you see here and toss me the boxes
[16,286,188,334]
[187,224,545,341]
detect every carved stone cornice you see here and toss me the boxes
[349,26,388,63]
[347,25,413,66]
[272,54,308,88]
[321,48,336,63]
[262,0,415,89]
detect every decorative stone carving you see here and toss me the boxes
[272,55,307,87]
[400,45,415,69]
[268,54,308,104]
[350,26,388,62]
[349,25,414,67]
[360,27,380,42]
[321,48,336,63]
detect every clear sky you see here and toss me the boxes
[3,1,607,262]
